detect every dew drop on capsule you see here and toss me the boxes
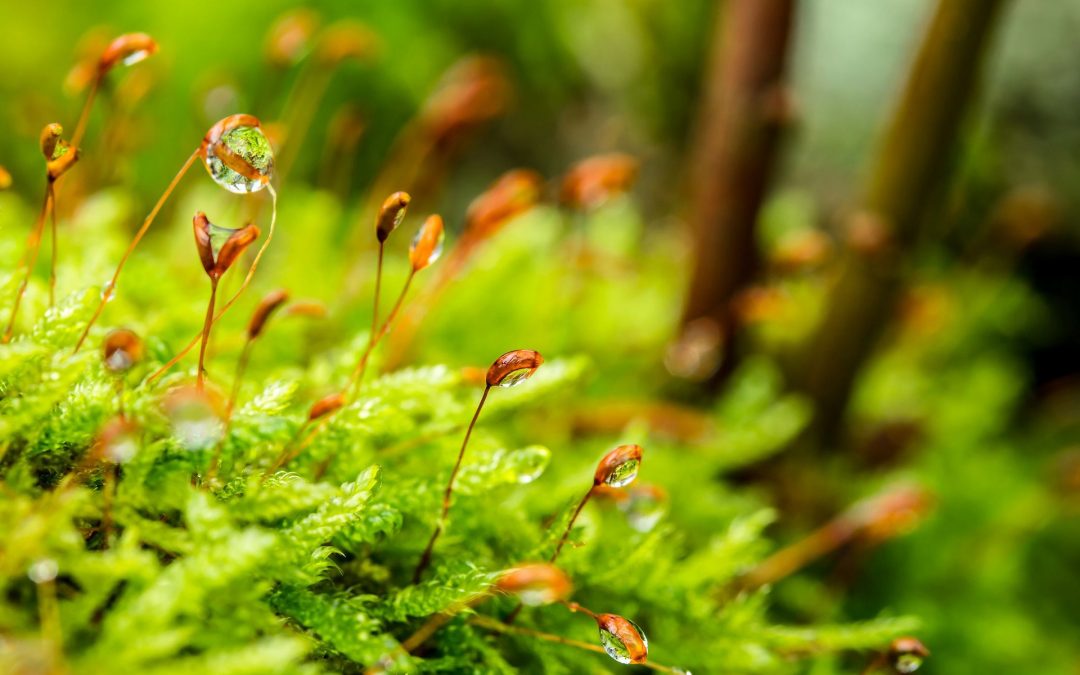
[606,458,639,488]
[894,654,923,673]
[594,444,643,488]
[596,614,648,665]
[411,224,445,266]
[204,125,275,194]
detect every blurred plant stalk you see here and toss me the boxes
[794,0,1009,446]
[680,0,797,385]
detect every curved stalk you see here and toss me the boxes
[4,188,54,343]
[413,385,490,583]
[74,149,200,353]
[147,183,278,382]
[196,278,220,391]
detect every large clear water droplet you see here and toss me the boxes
[510,445,550,484]
[204,125,274,194]
[597,616,648,664]
[894,654,924,673]
[604,458,639,488]
[497,367,534,388]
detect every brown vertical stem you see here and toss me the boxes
[70,76,102,151]
[197,277,219,391]
[793,0,1008,445]
[550,487,594,562]
[347,269,414,396]
[48,182,58,307]
[371,243,385,343]
[4,187,54,343]
[413,385,490,583]
[74,149,200,353]
[146,183,279,382]
[681,0,796,383]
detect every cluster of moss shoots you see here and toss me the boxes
[0,27,929,675]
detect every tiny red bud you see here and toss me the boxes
[494,563,572,606]
[560,153,638,210]
[102,328,144,374]
[309,392,346,421]
[465,169,542,239]
[247,289,290,340]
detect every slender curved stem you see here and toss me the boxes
[74,149,199,353]
[414,385,490,583]
[346,269,413,396]
[197,278,219,391]
[371,243,384,345]
[48,182,58,307]
[147,183,278,381]
[551,487,594,562]
[227,339,255,416]
[4,187,53,343]
[70,75,101,151]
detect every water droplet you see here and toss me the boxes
[604,458,638,488]
[103,328,143,374]
[894,654,923,673]
[121,50,152,66]
[28,559,58,584]
[204,125,274,194]
[410,219,445,270]
[498,368,532,388]
[511,445,550,484]
[164,387,224,451]
[620,484,667,532]
[208,222,242,262]
[596,614,648,665]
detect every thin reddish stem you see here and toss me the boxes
[146,183,278,381]
[550,487,594,562]
[414,385,490,583]
[74,148,199,353]
[197,278,219,391]
[70,75,101,151]
[48,182,58,307]
[4,186,53,343]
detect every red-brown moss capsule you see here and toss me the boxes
[486,349,543,388]
[421,56,511,142]
[285,300,328,319]
[40,124,64,160]
[465,169,542,239]
[93,416,141,464]
[98,33,158,74]
[494,563,572,606]
[193,212,260,279]
[0,165,11,191]
[888,637,929,673]
[308,392,346,421]
[593,444,642,488]
[247,289,290,340]
[560,153,639,210]
[409,215,445,272]
[316,20,379,65]
[264,9,320,67]
[102,328,143,374]
[376,191,411,243]
[595,614,648,665]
